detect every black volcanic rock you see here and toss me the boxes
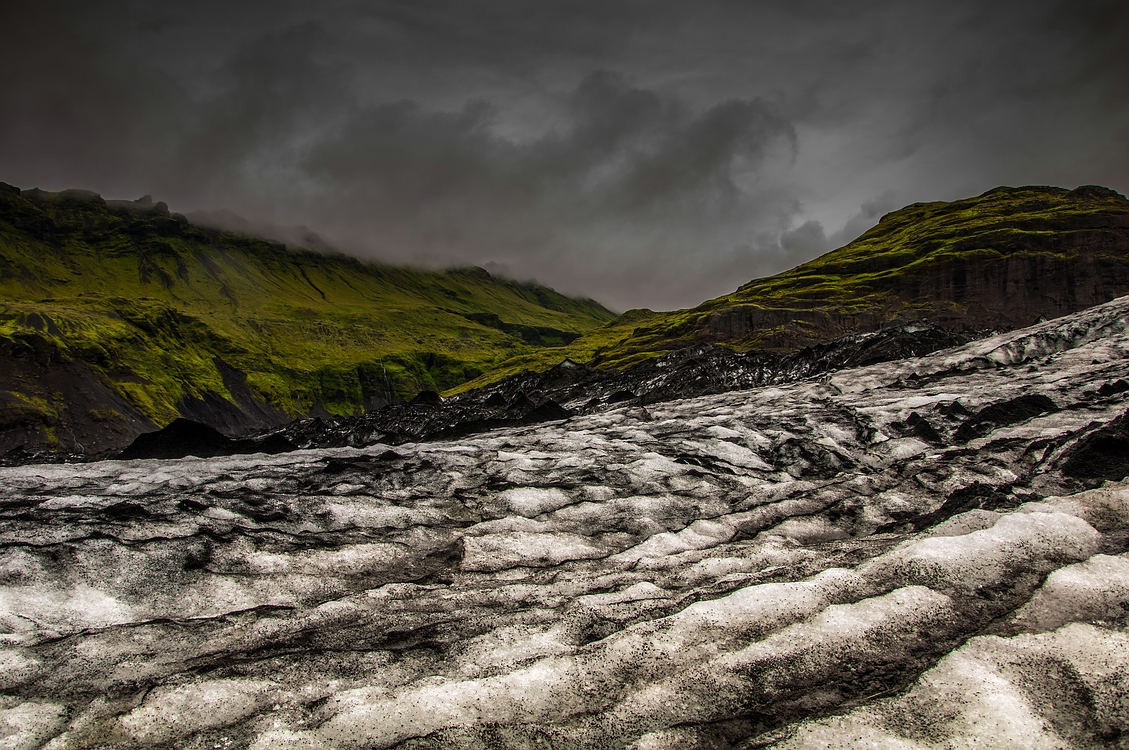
[409,390,444,406]
[1060,409,1129,482]
[119,419,233,459]
[895,411,944,445]
[265,323,978,452]
[953,393,1059,443]
[119,418,295,459]
[505,392,537,413]
[517,399,571,424]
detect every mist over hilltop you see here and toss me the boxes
[2,0,1127,310]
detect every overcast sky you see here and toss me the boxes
[2,0,1127,311]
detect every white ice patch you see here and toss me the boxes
[35,495,117,511]
[1011,553,1129,632]
[0,651,41,690]
[453,622,577,676]
[248,729,330,750]
[614,518,737,562]
[624,455,689,484]
[619,568,865,659]
[874,437,931,462]
[704,425,743,440]
[1022,481,1129,530]
[577,581,670,609]
[928,509,1002,537]
[117,679,279,745]
[0,584,134,633]
[493,451,553,472]
[779,647,1067,749]
[761,514,848,545]
[866,511,1101,594]
[462,532,607,572]
[245,543,406,577]
[299,574,884,749]
[315,657,584,749]
[498,487,574,517]
[780,623,1129,748]
[606,586,955,733]
[1046,622,1129,731]
[0,701,67,750]
[721,585,953,679]
[323,501,444,529]
[682,440,772,471]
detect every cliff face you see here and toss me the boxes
[706,242,1129,337]
[594,184,1129,361]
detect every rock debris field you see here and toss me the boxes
[5,298,1129,749]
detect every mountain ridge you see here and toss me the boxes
[454,183,1129,390]
[0,182,615,454]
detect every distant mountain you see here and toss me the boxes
[0,184,614,455]
[458,184,1129,389]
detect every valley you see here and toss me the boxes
[7,3,1129,747]
[5,184,1129,460]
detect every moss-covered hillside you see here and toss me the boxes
[0,184,614,453]
[456,184,1129,391]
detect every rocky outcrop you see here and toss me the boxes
[701,241,1129,345]
[3,295,1129,747]
[0,331,155,458]
[117,418,295,460]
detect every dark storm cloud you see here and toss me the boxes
[304,72,793,249]
[780,193,900,259]
[161,22,351,208]
[2,0,1128,310]
[289,69,797,306]
[0,3,140,191]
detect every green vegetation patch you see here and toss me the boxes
[0,183,615,432]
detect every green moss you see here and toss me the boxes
[0,185,616,427]
[87,407,122,422]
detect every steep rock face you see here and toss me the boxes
[0,332,155,456]
[3,295,1129,747]
[702,239,1129,345]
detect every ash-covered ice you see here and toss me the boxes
[4,297,1129,748]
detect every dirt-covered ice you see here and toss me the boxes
[4,297,1129,748]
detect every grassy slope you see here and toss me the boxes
[455,185,1129,392]
[0,184,614,436]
